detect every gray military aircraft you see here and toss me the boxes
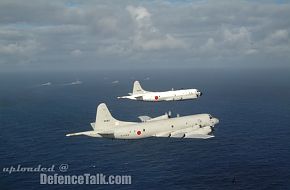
[66,103,219,139]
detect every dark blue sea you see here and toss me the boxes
[1,68,290,190]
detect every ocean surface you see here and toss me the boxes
[0,68,290,190]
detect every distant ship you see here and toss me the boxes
[71,80,82,85]
[40,82,52,86]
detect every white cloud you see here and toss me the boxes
[245,48,258,55]
[97,17,118,33]
[127,5,187,50]
[261,29,290,54]
[0,40,40,55]
[70,49,82,56]
[223,27,251,46]
[134,33,187,50]
[126,6,151,24]
[269,29,288,42]
[0,0,289,69]
[201,38,215,51]
[111,80,119,84]
[199,27,254,56]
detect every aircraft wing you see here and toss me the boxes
[117,95,129,99]
[138,116,152,122]
[154,133,214,139]
[154,131,171,137]
[154,125,214,139]
[138,114,169,122]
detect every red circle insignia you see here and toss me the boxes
[155,96,158,100]
[137,131,141,135]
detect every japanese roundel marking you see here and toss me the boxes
[155,96,158,100]
[137,131,141,135]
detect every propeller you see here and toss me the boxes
[209,131,214,136]
[210,126,217,136]
[167,111,172,118]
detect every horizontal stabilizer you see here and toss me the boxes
[97,130,114,135]
[184,134,214,139]
[66,131,102,137]
[134,96,143,100]
[117,95,143,100]
[97,131,114,138]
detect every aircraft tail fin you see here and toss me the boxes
[133,81,146,95]
[93,103,118,130]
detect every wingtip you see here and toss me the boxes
[66,133,78,137]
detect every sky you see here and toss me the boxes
[0,0,289,71]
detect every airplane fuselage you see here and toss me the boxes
[118,81,202,102]
[113,114,216,139]
[122,89,202,102]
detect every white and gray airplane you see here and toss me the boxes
[118,81,202,102]
[66,103,219,139]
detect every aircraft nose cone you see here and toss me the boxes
[214,118,219,124]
